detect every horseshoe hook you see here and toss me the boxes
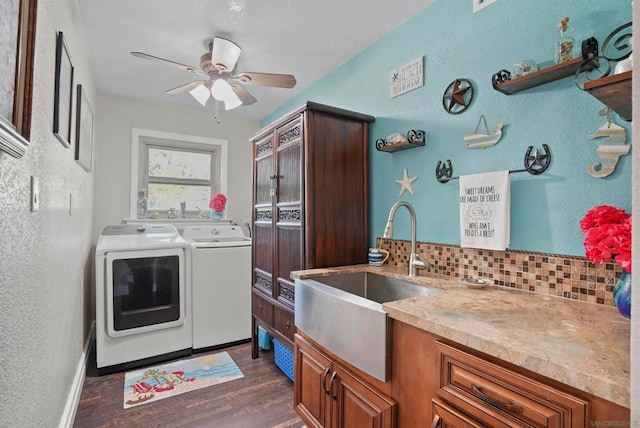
[524,144,551,175]
[435,160,453,183]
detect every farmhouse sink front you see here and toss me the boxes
[294,272,441,382]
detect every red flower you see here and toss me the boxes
[580,205,632,272]
[209,193,227,212]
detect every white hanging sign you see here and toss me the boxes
[390,56,423,98]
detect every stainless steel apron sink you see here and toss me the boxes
[295,272,441,382]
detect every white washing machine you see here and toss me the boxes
[95,224,192,371]
[181,224,252,351]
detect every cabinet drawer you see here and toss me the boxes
[432,399,486,428]
[436,342,586,428]
[275,306,295,342]
[252,292,274,326]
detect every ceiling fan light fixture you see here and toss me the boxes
[224,95,243,111]
[189,84,211,106]
[211,37,242,72]
[211,79,242,110]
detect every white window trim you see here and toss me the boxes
[130,128,228,218]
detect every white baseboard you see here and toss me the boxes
[59,322,95,428]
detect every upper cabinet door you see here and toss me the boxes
[254,134,275,208]
[275,116,303,206]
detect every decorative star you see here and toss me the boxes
[394,168,418,196]
[443,78,474,114]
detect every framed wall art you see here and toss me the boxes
[53,31,74,148]
[75,85,93,172]
[0,0,37,158]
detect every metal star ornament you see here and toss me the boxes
[394,168,418,196]
[443,78,474,114]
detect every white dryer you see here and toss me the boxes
[181,224,252,351]
[95,224,192,371]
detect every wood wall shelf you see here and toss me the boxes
[493,57,591,95]
[375,129,426,153]
[376,140,425,153]
[583,70,631,121]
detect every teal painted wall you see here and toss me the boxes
[263,0,632,256]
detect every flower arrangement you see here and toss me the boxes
[556,16,570,33]
[580,205,632,272]
[209,193,227,213]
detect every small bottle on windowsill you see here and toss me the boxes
[137,189,148,218]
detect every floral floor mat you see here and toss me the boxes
[123,351,244,409]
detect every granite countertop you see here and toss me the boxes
[291,265,631,408]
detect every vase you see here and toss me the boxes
[209,209,223,219]
[613,269,631,318]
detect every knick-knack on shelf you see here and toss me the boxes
[555,17,575,64]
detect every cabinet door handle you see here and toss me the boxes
[285,320,290,329]
[329,371,338,400]
[430,415,441,428]
[321,367,331,395]
[471,383,523,413]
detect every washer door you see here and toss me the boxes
[105,248,186,338]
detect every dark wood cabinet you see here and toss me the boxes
[294,333,396,428]
[250,102,375,356]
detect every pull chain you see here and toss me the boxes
[213,100,221,125]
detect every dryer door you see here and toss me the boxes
[105,247,186,338]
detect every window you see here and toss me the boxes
[130,129,227,218]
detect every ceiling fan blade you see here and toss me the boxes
[230,84,257,105]
[232,72,297,88]
[165,80,208,95]
[211,37,242,73]
[131,52,208,77]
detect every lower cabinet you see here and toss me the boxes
[391,321,630,428]
[436,341,587,428]
[294,333,396,428]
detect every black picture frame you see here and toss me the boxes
[53,31,74,148]
[75,85,94,172]
[0,0,37,158]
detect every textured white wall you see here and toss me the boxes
[92,94,258,240]
[0,0,96,425]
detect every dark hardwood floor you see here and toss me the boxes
[74,342,304,428]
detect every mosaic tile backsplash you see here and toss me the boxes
[377,238,624,307]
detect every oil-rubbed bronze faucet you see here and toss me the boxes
[383,201,427,277]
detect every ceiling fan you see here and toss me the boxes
[131,37,296,110]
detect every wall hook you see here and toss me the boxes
[435,160,453,183]
[524,144,551,175]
